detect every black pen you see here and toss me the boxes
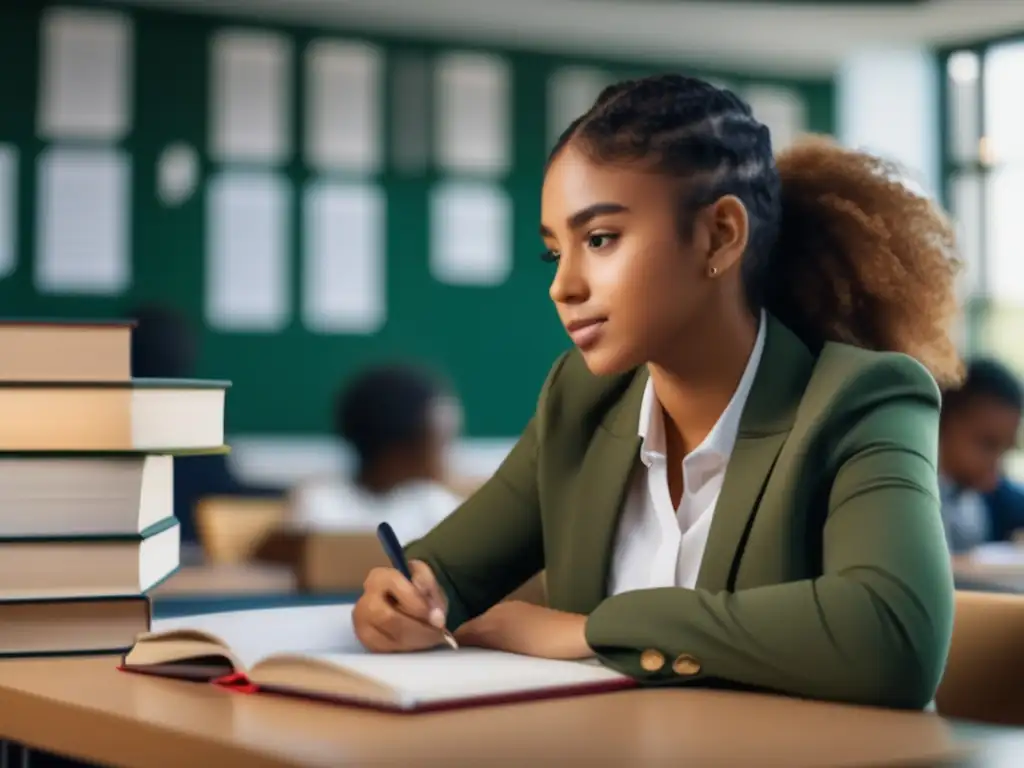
[376,522,459,650]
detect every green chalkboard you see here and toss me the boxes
[0,1,835,438]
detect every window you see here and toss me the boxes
[941,42,1024,350]
[942,39,1024,476]
[946,50,981,165]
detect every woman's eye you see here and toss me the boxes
[587,233,617,250]
[540,249,560,263]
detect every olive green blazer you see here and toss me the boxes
[406,314,955,710]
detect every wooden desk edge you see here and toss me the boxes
[0,655,1007,768]
[0,661,293,768]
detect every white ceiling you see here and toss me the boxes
[109,0,1024,76]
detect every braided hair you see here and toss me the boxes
[550,75,963,387]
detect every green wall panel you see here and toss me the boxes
[0,0,835,438]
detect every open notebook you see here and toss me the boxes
[120,604,634,712]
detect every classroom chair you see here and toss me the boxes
[935,589,1024,726]
[195,495,287,564]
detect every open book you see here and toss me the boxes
[120,604,634,712]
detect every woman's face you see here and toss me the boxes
[540,142,746,376]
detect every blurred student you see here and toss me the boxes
[130,303,282,544]
[983,475,1024,544]
[939,357,1024,552]
[288,364,464,542]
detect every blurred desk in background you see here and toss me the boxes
[150,562,326,620]
[153,562,298,597]
[953,543,1024,593]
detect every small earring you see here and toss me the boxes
[708,265,718,277]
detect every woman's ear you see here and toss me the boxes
[704,195,749,276]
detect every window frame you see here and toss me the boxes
[939,33,1024,354]
[940,35,1024,481]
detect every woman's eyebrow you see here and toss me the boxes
[540,202,629,237]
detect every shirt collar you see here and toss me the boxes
[638,308,768,467]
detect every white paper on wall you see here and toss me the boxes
[435,53,510,174]
[430,181,511,286]
[303,182,386,334]
[210,30,292,164]
[206,172,291,331]
[157,142,200,206]
[743,85,806,153]
[38,7,133,141]
[306,40,382,173]
[547,66,611,148]
[36,148,130,294]
[0,146,17,279]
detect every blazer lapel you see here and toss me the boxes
[561,370,646,614]
[696,315,815,592]
[695,431,789,591]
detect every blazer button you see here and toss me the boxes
[672,654,701,676]
[639,649,665,672]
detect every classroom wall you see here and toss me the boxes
[0,1,835,474]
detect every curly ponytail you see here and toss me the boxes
[555,75,964,387]
[766,136,963,387]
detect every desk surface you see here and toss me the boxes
[0,656,1019,767]
[152,563,298,597]
[953,556,1024,593]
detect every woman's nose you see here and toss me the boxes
[549,254,589,305]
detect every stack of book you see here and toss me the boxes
[0,319,229,658]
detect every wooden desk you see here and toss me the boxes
[953,551,1024,593]
[0,655,1017,767]
[152,564,298,597]
[149,564,353,621]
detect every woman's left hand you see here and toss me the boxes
[454,601,593,660]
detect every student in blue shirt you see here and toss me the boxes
[939,357,1024,552]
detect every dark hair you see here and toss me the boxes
[128,304,197,379]
[548,74,963,387]
[334,364,449,468]
[943,357,1024,415]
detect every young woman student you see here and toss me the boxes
[352,74,963,710]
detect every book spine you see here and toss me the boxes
[212,672,259,694]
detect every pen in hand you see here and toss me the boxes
[375,522,459,650]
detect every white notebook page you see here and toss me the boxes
[310,648,625,705]
[152,603,363,669]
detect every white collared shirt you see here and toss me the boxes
[937,474,990,554]
[288,477,462,543]
[608,310,768,595]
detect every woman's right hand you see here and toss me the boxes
[353,560,449,652]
